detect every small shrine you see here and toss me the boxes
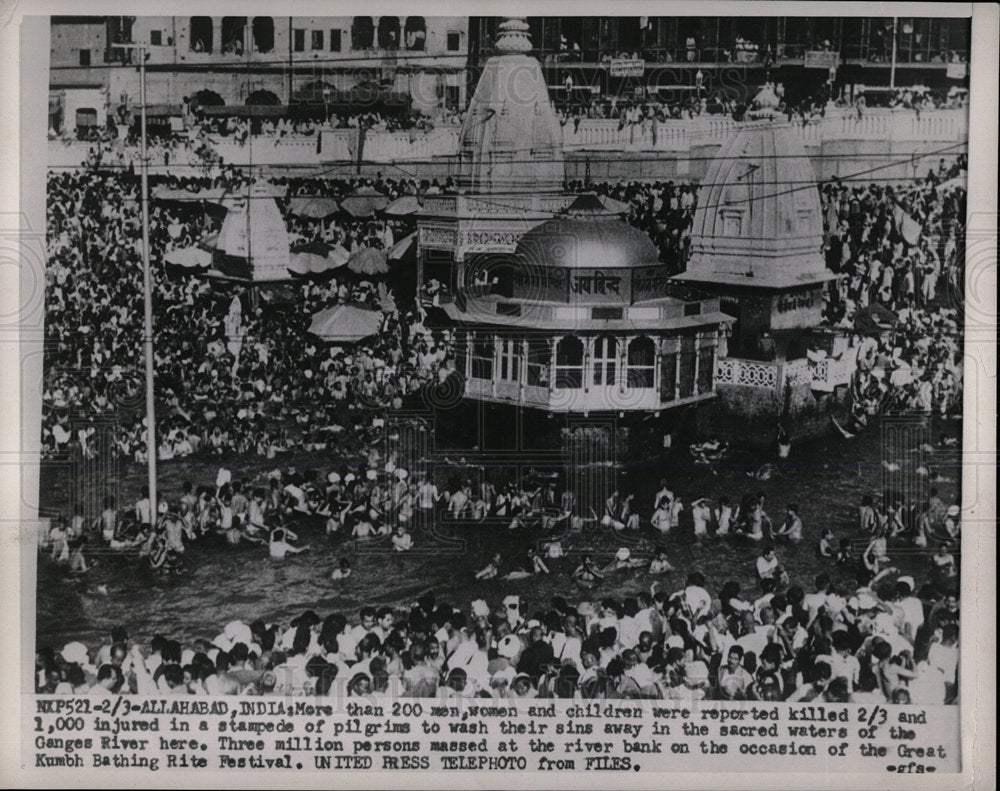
[672,85,837,362]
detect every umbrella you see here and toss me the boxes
[288,249,349,276]
[286,196,341,219]
[339,186,390,217]
[347,247,389,276]
[853,304,898,335]
[562,192,630,217]
[289,240,350,270]
[164,246,212,269]
[388,231,417,261]
[385,195,422,216]
[307,304,383,344]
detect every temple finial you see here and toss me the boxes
[496,17,532,54]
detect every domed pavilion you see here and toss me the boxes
[416,18,731,415]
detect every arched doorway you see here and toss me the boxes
[191,89,225,109]
[246,89,280,105]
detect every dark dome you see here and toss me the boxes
[515,217,660,270]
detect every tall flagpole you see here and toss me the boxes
[138,44,158,521]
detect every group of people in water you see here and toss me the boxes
[38,530,960,703]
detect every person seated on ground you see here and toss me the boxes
[818,528,836,557]
[774,503,803,542]
[269,526,307,559]
[391,525,413,552]
[331,558,352,580]
[475,552,502,580]
[648,548,674,574]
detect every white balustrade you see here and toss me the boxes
[50,107,968,166]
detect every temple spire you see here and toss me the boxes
[495,17,532,54]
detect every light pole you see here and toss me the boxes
[890,18,897,90]
[122,42,158,521]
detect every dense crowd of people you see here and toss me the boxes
[193,109,447,142]
[37,462,960,702]
[40,119,965,703]
[822,161,966,418]
[42,169,456,462]
[567,179,697,272]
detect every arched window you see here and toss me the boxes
[404,17,426,51]
[627,336,655,388]
[377,16,400,50]
[221,17,246,55]
[471,334,493,380]
[252,17,274,53]
[189,17,213,53]
[555,337,584,389]
[591,336,618,387]
[351,17,374,50]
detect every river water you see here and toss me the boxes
[35,416,961,651]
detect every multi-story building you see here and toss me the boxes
[50,15,470,135]
[49,16,109,136]
[469,16,971,105]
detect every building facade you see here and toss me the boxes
[469,16,971,104]
[49,16,109,135]
[49,15,470,134]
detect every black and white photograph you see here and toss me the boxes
[2,3,995,789]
